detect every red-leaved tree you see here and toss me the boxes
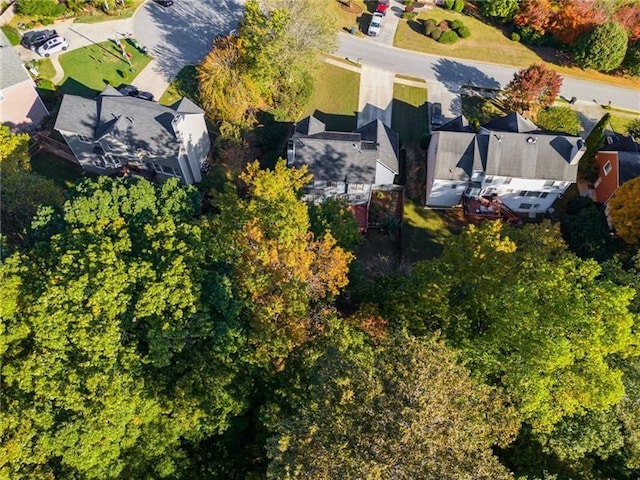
[501,63,563,115]
[514,0,555,34]
[548,0,607,45]
[615,3,640,42]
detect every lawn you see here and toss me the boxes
[31,152,85,189]
[159,65,200,106]
[461,92,503,125]
[609,114,638,135]
[402,199,460,262]
[331,0,369,33]
[394,8,640,89]
[391,82,429,145]
[301,60,360,132]
[74,1,145,23]
[1,25,21,45]
[58,39,152,97]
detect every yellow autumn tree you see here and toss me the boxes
[210,160,353,367]
[609,177,640,245]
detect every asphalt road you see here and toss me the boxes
[337,33,640,113]
[133,0,245,79]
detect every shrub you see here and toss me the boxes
[457,25,471,38]
[404,0,414,5]
[574,22,628,72]
[536,107,582,136]
[451,19,464,30]
[402,11,417,19]
[439,30,459,43]
[623,42,640,77]
[510,32,520,42]
[424,21,436,36]
[519,26,544,45]
[443,0,454,9]
[426,18,437,25]
[431,27,442,40]
[16,0,59,16]
[453,0,464,12]
[437,20,450,31]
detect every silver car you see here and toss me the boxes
[36,35,69,57]
[368,12,383,37]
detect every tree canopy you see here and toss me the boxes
[378,221,636,437]
[501,63,563,114]
[574,22,628,72]
[266,324,518,479]
[609,176,640,245]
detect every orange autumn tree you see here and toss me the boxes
[210,160,354,367]
[548,0,607,45]
[615,3,640,42]
[514,0,556,34]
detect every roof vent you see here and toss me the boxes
[527,136,536,144]
[606,135,614,145]
[126,116,134,124]
[495,134,503,142]
[352,143,358,149]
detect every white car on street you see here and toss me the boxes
[368,12,383,37]
[36,36,69,57]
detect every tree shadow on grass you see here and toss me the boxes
[58,77,100,98]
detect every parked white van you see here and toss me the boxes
[36,36,69,57]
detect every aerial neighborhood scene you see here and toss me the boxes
[3,0,640,478]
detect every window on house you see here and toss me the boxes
[450,184,457,189]
[519,203,533,209]
[544,180,555,187]
[351,184,365,192]
[76,134,92,143]
[328,182,339,188]
[503,177,512,184]
[518,190,527,197]
[526,191,540,197]
[540,192,549,198]
[161,165,174,175]
[603,161,612,175]
[485,176,494,183]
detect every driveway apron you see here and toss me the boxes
[357,65,395,128]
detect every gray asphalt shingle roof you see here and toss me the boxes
[290,116,399,184]
[619,152,640,185]
[0,30,31,90]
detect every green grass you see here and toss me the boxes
[1,25,21,45]
[402,199,456,262]
[461,93,503,125]
[58,39,152,97]
[394,9,640,89]
[391,83,429,145]
[331,0,368,32]
[34,58,56,80]
[31,152,85,189]
[609,114,638,135]
[159,65,200,106]
[395,73,427,84]
[301,61,360,132]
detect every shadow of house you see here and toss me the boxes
[0,29,49,131]
[53,85,210,184]
[433,58,502,93]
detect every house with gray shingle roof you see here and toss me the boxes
[426,112,585,217]
[0,30,48,131]
[54,87,210,184]
[287,115,399,205]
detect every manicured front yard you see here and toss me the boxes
[1,25,21,45]
[395,8,640,89]
[301,60,360,132]
[58,39,151,97]
[331,0,368,32]
[391,82,429,145]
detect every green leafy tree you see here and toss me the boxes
[479,0,519,21]
[609,176,640,244]
[536,106,582,135]
[209,160,353,367]
[574,22,628,72]
[379,221,636,436]
[308,197,363,251]
[0,177,249,479]
[623,42,640,76]
[560,196,612,261]
[266,324,518,479]
[580,112,611,181]
[0,126,64,246]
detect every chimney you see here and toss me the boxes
[569,139,586,166]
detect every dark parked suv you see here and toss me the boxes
[117,84,155,102]
[21,29,58,50]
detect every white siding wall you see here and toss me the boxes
[427,179,466,207]
[481,176,570,213]
[375,161,396,186]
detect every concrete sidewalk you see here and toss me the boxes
[131,59,171,100]
[377,0,404,46]
[357,65,395,128]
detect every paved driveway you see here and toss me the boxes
[133,0,245,80]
